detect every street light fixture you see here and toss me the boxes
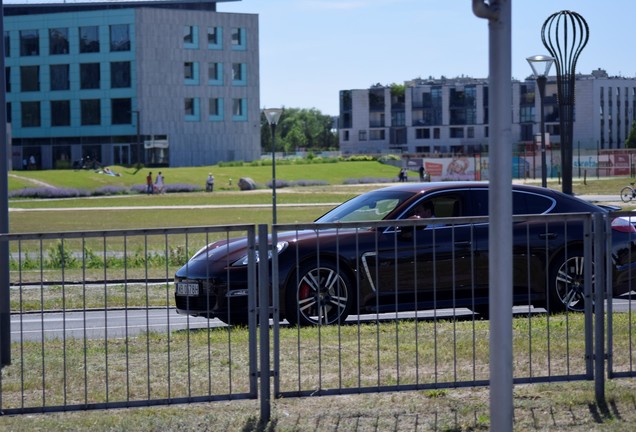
[541,10,589,195]
[130,110,141,167]
[263,107,283,224]
[527,54,554,188]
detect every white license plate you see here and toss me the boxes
[176,282,199,296]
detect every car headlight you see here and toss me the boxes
[231,241,288,266]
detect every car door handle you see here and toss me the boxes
[539,233,557,240]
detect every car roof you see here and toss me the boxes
[374,181,601,210]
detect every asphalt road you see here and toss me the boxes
[11,299,636,342]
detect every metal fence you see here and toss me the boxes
[1,225,258,414]
[1,213,634,418]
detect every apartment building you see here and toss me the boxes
[339,69,636,156]
[5,0,259,169]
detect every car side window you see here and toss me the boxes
[470,190,489,216]
[405,194,463,219]
[513,191,555,215]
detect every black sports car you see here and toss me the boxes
[175,182,636,325]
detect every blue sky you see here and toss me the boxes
[219,0,635,116]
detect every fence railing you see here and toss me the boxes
[1,213,634,420]
[1,225,258,414]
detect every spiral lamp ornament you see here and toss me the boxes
[541,10,588,195]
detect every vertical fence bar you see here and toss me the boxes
[258,224,271,422]
[604,214,614,382]
[247,226,258,396]
[584,215,594,377]
[593,213,606,402]
[270,226,280,398]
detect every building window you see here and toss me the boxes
[184,25,198,48]
[209,97,223,120]
[208,62,223,85]
[5,67,11,93]
[369,129,385,140]
[232,63,246,85]
[209,97,220,115]
[450,127,464,138]
[110,24,130,52]
[111,98,132,124]
[79,26,99,53]
[81,99,101,125]
[50,64,70,91]
[49,28,69,55]
[232,98,246,120]
[342,130,349,141]
[20,30,39,56]
[359,130,367,141]
[4,31,9,57]
[21,101,40,127]
[184,26,194,43]
[231,27,246,50]
[185,97,200,121]
[433,128,441,139]
[51,100,70,126]
[184,62,198,84]
[80,63,100,89]
[415,128,430,139]
[207,26,222,49]
[110,61,131,88]
[520,106,535,123]
[20,66,39,92]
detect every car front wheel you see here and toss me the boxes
[285,261,352,326]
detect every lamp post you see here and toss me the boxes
[263,108,283,224]
[542,11,589,195]
[131,110,141,166]
[527,55,554,188]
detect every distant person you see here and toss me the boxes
[419,165,425,182]
[398,168,405,182]
[155,171,165,194]
[22,158,27,170]
[146,172,153,194]
[29,155,36,170]
[206,173,215,192]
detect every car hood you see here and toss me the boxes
[176,228,365,275]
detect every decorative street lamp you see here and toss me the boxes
[527,54,554,188]
[541,11,589,195]
[263,108,283,224]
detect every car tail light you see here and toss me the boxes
[611,217,636,233]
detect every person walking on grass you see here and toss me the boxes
[155,171,165,193]
[146,172,153,194]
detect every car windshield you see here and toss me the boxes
[315,190,415,223]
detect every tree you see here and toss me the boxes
[260,107,337,153]
[626,120,636,149]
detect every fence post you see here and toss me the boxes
[247,226,258,397]
[258,224,271,423]
[593,213,606,403]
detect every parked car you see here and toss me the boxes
[175,182,636,326]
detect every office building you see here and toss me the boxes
[5,0,259,169]
[339,69,636,156]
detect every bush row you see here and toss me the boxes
[11,242,188,270]
[9,183,203,199]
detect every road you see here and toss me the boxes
[10,299,636,342]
